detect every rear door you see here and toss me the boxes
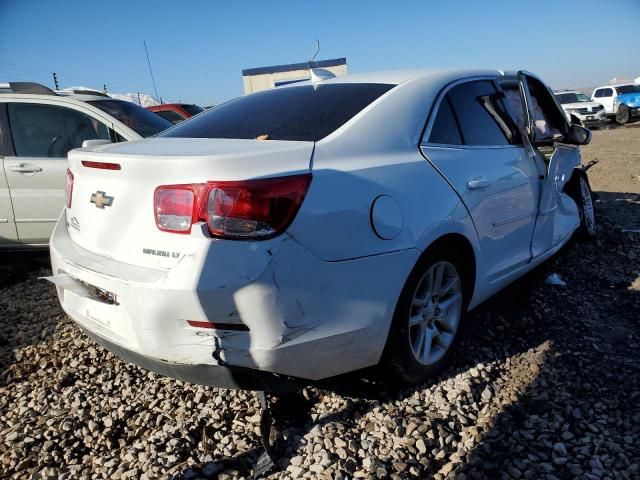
[421,78,540,281]
[0,103,19,245]
[4,101,111,244]
[514,72,581,257]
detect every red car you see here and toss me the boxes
[147,103,204,123]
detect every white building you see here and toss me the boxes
[242,58,347,94]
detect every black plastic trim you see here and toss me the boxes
[0,103,16,156]
[79,326,303,394]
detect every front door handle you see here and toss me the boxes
[467,179,491,189]
[10,164,43,174]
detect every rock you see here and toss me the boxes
[416,439,427,454]
[553,442,567,456]
[441,462,454,476]
[290,455,303,467]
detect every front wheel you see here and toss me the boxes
[616,104,630,125]
[382,249,468,384]
[567,173,597,239]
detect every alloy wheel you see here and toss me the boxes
[408,261,462,365]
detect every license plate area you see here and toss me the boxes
[76,278,118,305]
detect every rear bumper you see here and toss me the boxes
[80,325,302,393]
[49,214,419,386]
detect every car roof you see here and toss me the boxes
[0,83,122,103]
[594,84,635,89]
[0,92,123,104]
[285,68,508,88]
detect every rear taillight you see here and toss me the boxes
[154,186,200,233]
[65,169,74,208]
[153,174,311,239]
[206,175,311,239]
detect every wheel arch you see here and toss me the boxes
[378,230,478,381]
[421,233,477,306]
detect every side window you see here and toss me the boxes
[111,130,126,143]
[593,89,603,98]
[601,88,613,97]
[428,97,462,145]
[525,77,566,140]
[446,81,509,146]
[502,87,526,131]
[7,103,109,158]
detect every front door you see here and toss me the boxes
[516,73,581,257]
[421,79,539,281]
[4,101,111,244]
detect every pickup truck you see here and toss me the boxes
[591,83,640,124]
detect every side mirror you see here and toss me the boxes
[82,139,112,149]
[566,124,591,146]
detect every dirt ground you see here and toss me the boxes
[583,123,640,195]
[0,125,638,479]
[581,123,640,232]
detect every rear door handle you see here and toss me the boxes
[467,179,491,189]
[10,164,43,173]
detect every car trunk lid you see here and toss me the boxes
[65,138,314,269]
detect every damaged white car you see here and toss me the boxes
[48,69,595,391]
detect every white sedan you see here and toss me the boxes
[48,69,595,391]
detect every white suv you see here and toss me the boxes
[554,90,607,128]
[0,82,172,248]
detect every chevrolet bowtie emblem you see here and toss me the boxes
[90,191,114,208]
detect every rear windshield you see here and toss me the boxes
[615,85,640,95]
[160,83,394,142]
[181,104,204,116]
[88,99,172,137]
[154,109,186,124]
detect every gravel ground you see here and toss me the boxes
[1,126,639,480]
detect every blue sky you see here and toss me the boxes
[1,0,638,106]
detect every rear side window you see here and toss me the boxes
[428,97,462,145]
[7,103,110,157]
[160,83,394,142]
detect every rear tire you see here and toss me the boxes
[616,104,630,125]
[381,246,470,384]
